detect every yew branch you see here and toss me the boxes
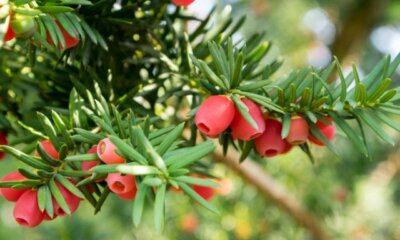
[212,147,329,240]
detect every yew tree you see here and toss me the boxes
[0,0,399,238]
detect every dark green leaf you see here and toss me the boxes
[154,184,166,232]
[55,174,84,198]
[108,135,148,165]
[156,123,185,157]
[166,141,215,169]
[0,145,53,171]
[179,182,219,214]
[174,176,219,187]
[133,184,148,226]
[49,178,71,215]
[231,95,258,129]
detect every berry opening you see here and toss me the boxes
[112,182,125,192]
[16,218,29,226]
[265,149,278,157]
[197,123,210,134]
[99,142,106,155]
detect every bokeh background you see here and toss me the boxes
[1,0,400,239]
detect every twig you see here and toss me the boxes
[212,147,329,240]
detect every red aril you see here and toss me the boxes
[47,21,80,50]
[53,180,81,216]
[106,173,136,195]
[3,16,16,42]
[193,185,214,201]
[81,145,100,171]
[0,171,29,202]
[97,138,125,164]
[286,116,309,145]
[230,98,265,141]
[13,190,45,227]
[255,119,289,157]
[36,140,59,160]
[195,95,235,138]
[172,0,195,6]
[116,187,137,200]
[308,117,336,146]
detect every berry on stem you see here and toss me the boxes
[0,171,28,202]
[195,95,235,138]
[3,17,16,42]
[81,145,99,171]
[286,116,309,145]
[38,140,59,160]
[193,185,214,201]
[53,180,81,216]
[116,187,137,200]
[97,138,125,164]
[230,98,265,141]
[0,131,8,160]
[13,190,45,227]
[308,117,336,146]
[47,21,80,50]
[106,173,136,195]
[172,0,195,7]
[255,119,290,157]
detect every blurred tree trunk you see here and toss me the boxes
[330,0,389,64]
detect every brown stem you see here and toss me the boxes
[212,148,329,240]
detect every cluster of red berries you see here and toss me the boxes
[39,138,139,201]
[172,0,195,7]
[2,9,79,50]
[195,95,336,157]
[0,171,81,227]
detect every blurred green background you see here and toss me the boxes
[1,0,400,239]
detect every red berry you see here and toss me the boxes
[37,140,59,160]
[106,173,136,195]
[193,185,214,201]
[116,187,137,200]
[46,21,80,50]
[195,95,235,138]
[308,117,336,146]
[53,180,81,216]
[286,116,309,145]
[254,119,289,157]
[4,17,16,42]
[81,160,99,171]
[0,171,29,202]
[81,145,99,171]
[43,210,58,221]
[13,190,45,227]
[281,141,293,154]
[230,98,265,141]
[97,138,125,164]
[0,131,8,160]
[172,0,195,6]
